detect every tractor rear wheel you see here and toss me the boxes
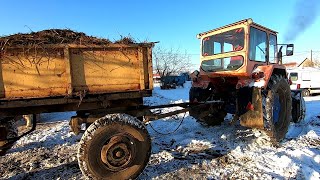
[263,75,292,142]
[189,87,226,126]
[78,114,151,180]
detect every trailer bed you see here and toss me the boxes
[0,43,154,117]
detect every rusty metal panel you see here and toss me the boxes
[0,48,68,98]
[69,47,143,94]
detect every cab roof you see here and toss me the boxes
[197,18,278,39]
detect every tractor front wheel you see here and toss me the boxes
[292,91,306,123]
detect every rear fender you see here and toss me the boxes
[190,71,211,89]
[250,65,273,89]
[240,65,286,89]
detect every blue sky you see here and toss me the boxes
[1,0,319,69]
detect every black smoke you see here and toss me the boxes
[284,0,320,42]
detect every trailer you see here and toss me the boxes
[0,29,221,179]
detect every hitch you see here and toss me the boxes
[143,100,224,122]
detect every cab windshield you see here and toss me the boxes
[202,28,244,56]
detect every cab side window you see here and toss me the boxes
[269,34,277,63]
[249,27,267,62]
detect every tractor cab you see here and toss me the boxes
[196,18,293,79]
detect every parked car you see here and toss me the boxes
[160,76,186,89]
[180,72,191,81]
[288,67,320,96]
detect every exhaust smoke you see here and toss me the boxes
[284,0,320,42]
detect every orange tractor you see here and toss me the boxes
[189,18,306,142]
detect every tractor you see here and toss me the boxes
[189,18,306,142]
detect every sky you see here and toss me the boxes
[1,0,320,70]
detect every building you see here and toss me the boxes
[283,62,298,68]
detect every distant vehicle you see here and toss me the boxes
[160,75,186,89]
[288,67,320,96]
[180,72,191,81]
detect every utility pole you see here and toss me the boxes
[311,49,313,62]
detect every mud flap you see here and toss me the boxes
[239,87,264,129]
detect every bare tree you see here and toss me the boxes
[303,60,315,67]
[153,46,192,78]
[314,59,320,68]
[302,59,320,67]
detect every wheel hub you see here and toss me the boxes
[273,93,281,124]
[101,134,135,170]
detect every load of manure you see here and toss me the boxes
[0,29,136,48]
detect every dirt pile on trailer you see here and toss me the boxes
[0,29,136,48]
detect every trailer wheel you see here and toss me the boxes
[263,75,292,142]
[0,119,18,155]
[189,87,226,126]
[77,114,151,180]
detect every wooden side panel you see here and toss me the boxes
[69,47,142,94]
[0,48,68,98]
[0,44,154,100]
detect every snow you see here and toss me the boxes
[0,82,320,179]
[249,79,266,88]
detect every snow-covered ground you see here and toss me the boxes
[0,82,319,179]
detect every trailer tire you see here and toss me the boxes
[77,114,151,180]
[189,87,226,126]
[0,119,18,156]
[263,75,292,142]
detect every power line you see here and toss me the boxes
[155,51,320,57]
[156,53,199,56]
